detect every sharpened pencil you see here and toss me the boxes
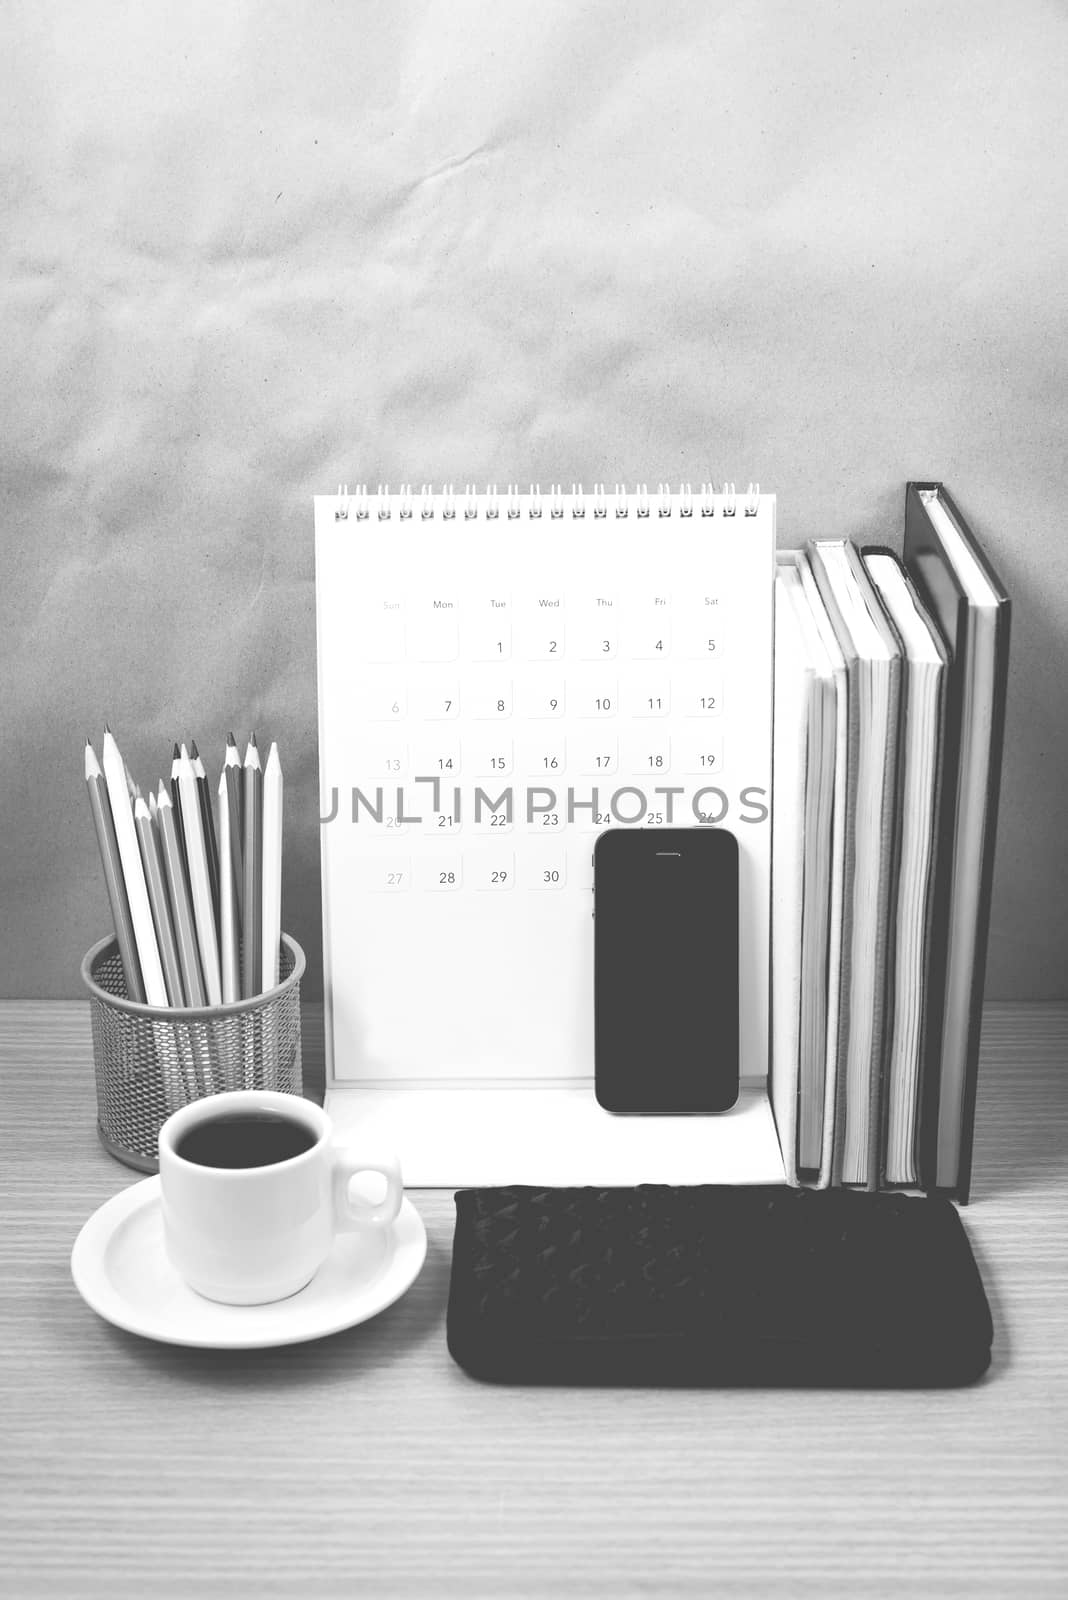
[218,767,241,1002]
[178,742,222,1005]
[156,783,205,1006]
[241,734,263,998]
[85,740,145,1002]
[170,741,185,859]
[190,739,220,934]
[223,733,244,927]
[261,741,283,992]
[101,728,168,1006]
[134,795,185,1006]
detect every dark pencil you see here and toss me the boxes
[135,795,185,1007]
[155,783,206,1006]
[170,741,186,861]
[241,733,263,998]
[190,739,221,934]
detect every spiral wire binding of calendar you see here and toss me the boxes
[334,483,762,522]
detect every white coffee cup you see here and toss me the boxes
[158,1090,403,1305]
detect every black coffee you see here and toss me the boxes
[175,1111,317,1169]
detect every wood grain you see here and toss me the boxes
[1,1002,1066,1598]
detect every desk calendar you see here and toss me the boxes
[314,484,786,1184]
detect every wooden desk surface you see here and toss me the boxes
[2,1002,1066,1599]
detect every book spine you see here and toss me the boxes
[903,485,963,1192]
[903,482,1011,1204]
[952,592,1011,1206]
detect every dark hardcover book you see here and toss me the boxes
[902,484,1011,1203]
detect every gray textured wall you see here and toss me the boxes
[3,0,1066,1000]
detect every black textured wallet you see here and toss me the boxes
[446,1186,993,1387]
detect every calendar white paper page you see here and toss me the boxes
[315,488,774,1094]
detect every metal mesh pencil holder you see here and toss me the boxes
[81,933,305,1172]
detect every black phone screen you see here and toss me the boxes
[593,826,739,1114]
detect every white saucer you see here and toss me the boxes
[71,1177,428,1349]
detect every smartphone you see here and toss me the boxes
[593,826,739,1114]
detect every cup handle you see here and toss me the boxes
[331,1148,404,1230]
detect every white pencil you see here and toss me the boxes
[85,740,144,1002]
[241,735,263,999]
[222,733,244,923]
[218,767,240,1003]
[261,742,283,992]
[101,728,167,1006]
[177,742,222,1005]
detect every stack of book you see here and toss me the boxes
[770,483,1010,1202]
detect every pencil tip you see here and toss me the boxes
[104,722,112,735]
[228,731,237,746]
[172,742,180,760]
[250,731,258,747]
[190,738,200,759]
